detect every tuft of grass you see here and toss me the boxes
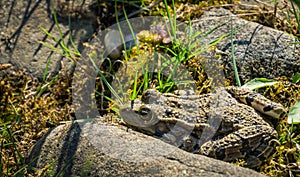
[94,0,247,109]
[38,5,80,99]
[40,4,80,62]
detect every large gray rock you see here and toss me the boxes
[194,8,300,83]
[0,0,97,79]
[28,121,266,176]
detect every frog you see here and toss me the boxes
[119,86,286,168]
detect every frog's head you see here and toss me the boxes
[119,98,160,134]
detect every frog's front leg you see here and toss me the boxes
[199,125,278,168]
[158,122,199,152]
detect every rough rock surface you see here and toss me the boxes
[193,8,300,83]
[28,121,266,176]
[0,0,97,79]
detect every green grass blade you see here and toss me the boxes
[290,0,300,33]
[89,55,122,104]
[230,18,241,86]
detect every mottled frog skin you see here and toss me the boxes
[120,86,286,168]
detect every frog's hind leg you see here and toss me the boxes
[199,125,278,168]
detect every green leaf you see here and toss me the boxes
[292,73,300,84]
[288,100,300,124]
[241,78,278,90]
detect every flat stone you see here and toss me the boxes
[28,121,266,176]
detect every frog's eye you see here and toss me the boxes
[142,90,153,103]
[139,106,152,118]
[143,90,152,97]
[138,106,155,123]
[142,89,160,103]
[137,105,159,126]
